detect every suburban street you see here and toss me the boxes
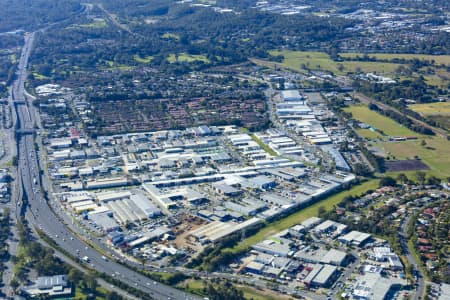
[400,214,425,300]
[11,32,201,300]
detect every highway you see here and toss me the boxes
[12,32,201,300]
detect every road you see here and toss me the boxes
[96,4,134,35]
[11,32,201,300]
[400,214,425,300]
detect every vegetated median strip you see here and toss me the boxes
[251,134,278,156]
[229,178,380,253]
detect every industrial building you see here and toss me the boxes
[338,230,372,247]
[95,190,162,224]
[143,184,208,210]
[352,272,401,300]
[280,90,304,102]
[252,238,292,257]
[85,177,129,189]
[189,217,262,244]
[21,275,72,298]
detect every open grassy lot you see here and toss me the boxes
[356,128,383,140]
[167,53,210,63]
[423,69,450,87]
[268,50,401,75]
[102,60,132,70]
[79,19,108,29]
[340,53,450,66]
[408,102,450,130]
[375,137,450,178]
[251,134,278,156]
[73,286,110,300]
[344,105,420,137]
[181,279,296,300]
[409,102,450,116]
[32,72,50,80]
[346,105,450,177]
[230,179,379,253]
[133,55,153,63]
[432,115,450,131]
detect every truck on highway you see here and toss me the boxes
[82,256,90,263]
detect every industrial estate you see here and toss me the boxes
[0,0,449,300]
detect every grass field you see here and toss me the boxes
[340,53,450,66]
[251,134,278,156]
[345,105,450,177]
[423,70,450,87]
[376,137,450,178]
[102,60,132,70]
[167,53,210,64]
[9,54,17,63]
[229,179,379,253]
[133,55,153,63]
[162,33,180,40]
[73,286,110,300]
[32,72,50,80]
[356,128,383,140]
[79,19,108,29]
[409,102,450,116]
[344,105,420,137]
[181,279,294,300]
[268,50,401,76]
[409,102,450,130]
[432,115,450,131]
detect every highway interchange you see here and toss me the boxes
[11,32,202,300]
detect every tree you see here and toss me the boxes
[83,273,98,293]
[415,171,426,186]
[379,176,397,187]
[353,163,371,176]
[426,176,441,186]
[421,140,427,147]
[396,173,408,185]
[318,206,327,217]
[68,268,83,286]
[106,291,123,300]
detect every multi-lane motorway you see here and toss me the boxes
[12,32,201,300]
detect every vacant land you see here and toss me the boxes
[180,279,291,300]
[423,70,450,87]
[251,134,278,156]
[377,137,450,178]
[133,55,153,63]
[268,50,401,75]
[409,102,450,116]
[79,19,107,29]
[344,105,419,137]
[385,159,430,172]
[345,104,450,177]
[340,53,450,66]
[409,102,450,130]
[432,115,450,131]
[356,128,383,140]
[230,179,379,253]
[167,53,210,64]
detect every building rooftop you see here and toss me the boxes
[313,264,337,285]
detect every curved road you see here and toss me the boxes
[400,214,425,300]
[12,32,201,300]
